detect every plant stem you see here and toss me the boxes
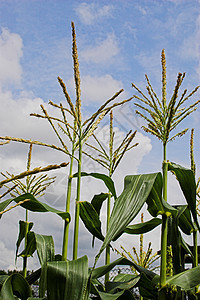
[22,210,29,278]
[105,116,113,282]
[193,229,198,268]
[160,143,168,289]
[105,191,111,282]
[193,229,198,293]
[62,154,74,261]
[73,130,82,260]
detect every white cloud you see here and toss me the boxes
[75,3,113,25]
[68,74,124,104]
[81,33,119,64]
[0,28,23,87]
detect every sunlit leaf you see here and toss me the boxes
[168,162,199,229]
[97,173,162,257]
[47,256,89,300]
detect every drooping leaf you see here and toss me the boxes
[106,274,140,293]
[13,193,70,221]
[91,193,109,247]
[168,162,199,228]
[97,173,162,256]
[91,193,109,215]
[146,174,163,217]
[125,217,162,235]
[180,234,193,258]
[15,220,34,261]
[92,257,158,281]
[47,256,89,300]
[146,174,177,218]
[73,172,117,199]
[19,231,36,257]
[113,217,162,241]
[166,266,200,290]
[80,201,104,242]
[0,273,32,300]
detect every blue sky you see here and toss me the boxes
[0,0,200,270]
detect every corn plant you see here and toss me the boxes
[0,22,132,263]
[83,110,138,281]
[1,144,56,277]
[132,49,200,297]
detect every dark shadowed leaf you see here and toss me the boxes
[15,220,34,261]
[80,201,104,243]
[91,193,109,215]
[0,273,31,300]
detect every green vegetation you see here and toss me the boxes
[0,22,199,299]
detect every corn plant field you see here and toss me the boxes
[0,22,200,300]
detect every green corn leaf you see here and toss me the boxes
[91,193,109,215]
[15,220,34,261]
[175,205,195,235]
[18,232,55,298]
[166,266,200,290]
[137,273,158,299]
[90,193,108,247]
[35,234,55,298]
[106,275,140,294]
[73,172,117,199]
[80,201,104,243]
[168,162,199,229]
[0,199,13,217]
[113,273,139,282]
[113,217,162,241]
[26,268,41,285]
[125,217,162,235]
[19,231,36,257]
[92,257,158,281]
[180,234,193,258]
[146,174,177,217]
[47,256,89,300]
[13,193,70,221]
[0,275,8,289]
[96,173,162,258]
[98,290,135,300]
[0,273,32,300]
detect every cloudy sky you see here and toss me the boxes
[0,0,200,271]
